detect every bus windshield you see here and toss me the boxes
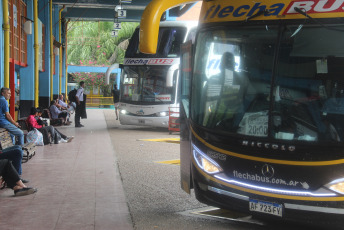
[121,65,177,104]
[126,27,187,58]
[192,23,344,143]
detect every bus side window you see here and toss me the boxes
[180,41,193,118]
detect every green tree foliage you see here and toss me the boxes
[67,21,138,66]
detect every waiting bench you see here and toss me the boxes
[42,109,64,126]
[0,128,36,163]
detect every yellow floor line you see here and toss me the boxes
[156,159,180,165]
[138,138,180,144]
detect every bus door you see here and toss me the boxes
[180,40,193,193]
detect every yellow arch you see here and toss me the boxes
[139,0,200,54]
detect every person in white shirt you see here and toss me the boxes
[75,81,85,127]
[58,94,74,114]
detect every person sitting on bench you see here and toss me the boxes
[50,100,71,125]
[58,94,74,114]
[0,88,24,145]
[0,145,28,183]
[27,107,73,144]
[0,159,37,196]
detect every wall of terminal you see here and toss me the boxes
[1,0,67,118]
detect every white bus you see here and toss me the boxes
[119,21,197,128]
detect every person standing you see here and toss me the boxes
[0,88,24,145]
[75,81,85,127]
[113,84,120,120]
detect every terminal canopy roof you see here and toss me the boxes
[53,0,195,22]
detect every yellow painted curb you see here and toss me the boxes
[156,159,180,165]
[138,138,180,144]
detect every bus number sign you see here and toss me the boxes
[114,23,121,30]
[246,114,268,137]
[116,10,127,18]
[111,30,119,37]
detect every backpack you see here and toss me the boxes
[68,88,77,102]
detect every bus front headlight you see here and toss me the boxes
[156,111,168,117]
[326,178,344,194]
[193,144,222,174]
[120,110,127,115]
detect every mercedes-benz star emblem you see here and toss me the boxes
[262,164,274,178]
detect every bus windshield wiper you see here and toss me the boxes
[245,9,270,22]
[294,7,344,32]
[294,7,312,20]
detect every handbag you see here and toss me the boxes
[26,128,44,146]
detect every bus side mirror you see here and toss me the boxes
[166,64,179,87]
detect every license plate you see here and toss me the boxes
[138,119,145,124]
[249,199,283,217]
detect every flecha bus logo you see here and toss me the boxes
[201,0,344,21]
[284,0,344,14]
[124,58,176,65]
[148,59,174,65]
[202,2,285,20]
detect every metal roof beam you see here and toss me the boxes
[53,0,151,7]
[64,8,143,21]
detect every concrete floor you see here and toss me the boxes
[0,109,133,230]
